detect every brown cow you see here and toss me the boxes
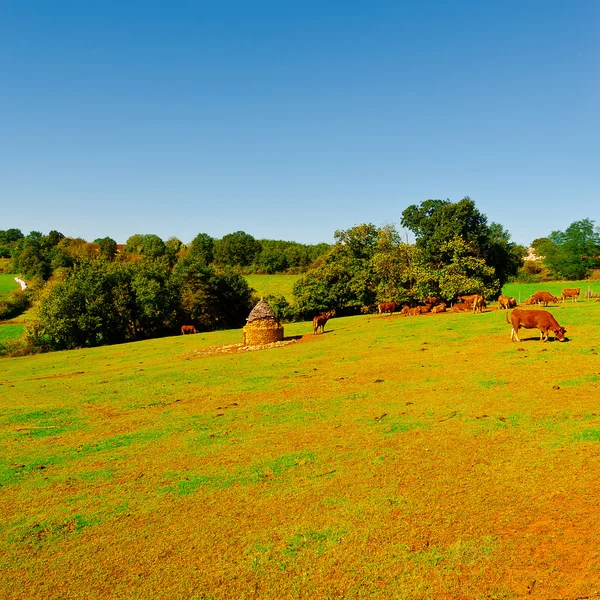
[472,295,486,313]
[450,302,471,312]
[508,297,517,308]
[420,304,432,313]
[506,309,566,342]
[181,325,197,335]
[313,310,335,334]
[377,302,397,316]
[530,291,560,307]
[497,295,511,310]
[458,294,479,307]
[431,302,446,313]
[561,288,581,302]
[423,296,438,306]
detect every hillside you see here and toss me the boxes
[2,299,600,598]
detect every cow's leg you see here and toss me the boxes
[511,327,519,342]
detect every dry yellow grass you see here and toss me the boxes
[1,301,600,599]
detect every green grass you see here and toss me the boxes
[245,274,300,302]
[502,278,597,302]
[0,273,19,298]
[2,287,600,598]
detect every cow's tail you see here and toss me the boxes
[505,310,510,324]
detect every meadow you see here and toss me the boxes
[0,273,19,297]
[2,290,600,599]
[245,274,300,303]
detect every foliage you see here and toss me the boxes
[0,228,24,258]
[213,231,262,268]
[534,219,600,280]
[401,197,523,288]
[123,234,166,258]
[187,233,215,266]
[94,237,117,260]
[174,258,254,331]
[0,289,30,320]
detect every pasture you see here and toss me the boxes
[0,273,19,297]
[245,274,300,303]
[2,298,600,598]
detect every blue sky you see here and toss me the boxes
[1,1,598,246]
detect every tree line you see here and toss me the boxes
[1,198,599,354]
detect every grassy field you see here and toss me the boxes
[502,279,597,304]
[245,274,300,303]
[0,273,19,297]
[2,296,600,598]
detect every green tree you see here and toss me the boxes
[542,219,600,280]
[174,258,254,330]
[94,237,118,260]
[401,197,522,289]
[214,231,261,267]
[0,228,24,257]
[187,233,215,266]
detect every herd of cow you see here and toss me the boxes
[310,287,584,342]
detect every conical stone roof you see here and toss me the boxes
[247,298,278,323]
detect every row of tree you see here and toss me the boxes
[0,229,330,279]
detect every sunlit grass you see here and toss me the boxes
[2,296,600,597]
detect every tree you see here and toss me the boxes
[0,228,24,257]
[213,231,261,267]
[538,219,600,279]
[174,258,254,330]
[187,233,215,266]
[94,237,117,260]
[401,197,522,291]
[293,224,381,316]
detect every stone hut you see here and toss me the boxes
[243,298,284,346]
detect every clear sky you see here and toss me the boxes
[2,1,598,247]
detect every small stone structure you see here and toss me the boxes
[243,298,284,347]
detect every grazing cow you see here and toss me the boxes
[506,309,566,342]
[472,295,486,313]
[313,310,335,334]
[561,288,581,303]
[377,302,397,316]
[498,295,511,310]
[431,302,446,313]
[530,291,560,307]
[181,325,197,335]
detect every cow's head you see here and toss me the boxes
[554,326,567,341]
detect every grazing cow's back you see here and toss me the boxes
[561,288,581,302]
[377,302,397,316]
[506,309,566,342]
